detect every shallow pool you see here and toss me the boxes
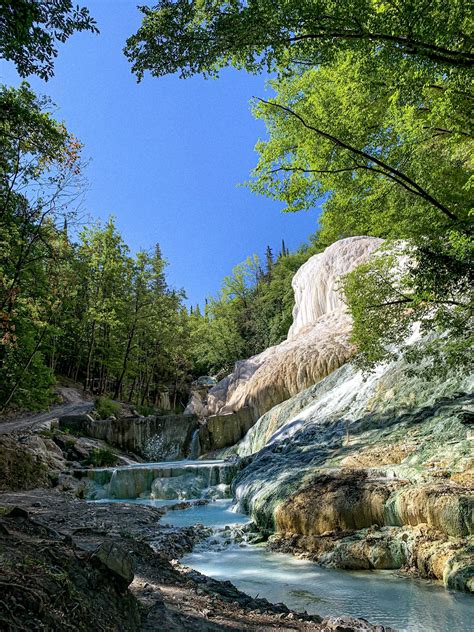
[183,543,473,632]
[93,497,250,527]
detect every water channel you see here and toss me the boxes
[90,461,473,631]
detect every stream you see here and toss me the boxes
[90,462,473,631]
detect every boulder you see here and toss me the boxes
[91,541,134,587]
[58,413,95,431]
[151,474,205,500]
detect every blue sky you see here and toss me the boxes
[0,0,320,306]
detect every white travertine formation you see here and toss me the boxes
[191,236,382,420]
[288,236,383,339]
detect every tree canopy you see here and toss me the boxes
[125,0,473,80]
[0,85,191,411]
[1,0,472,411]
[0,0,98,80]
[127,0,473,374]
[188,242,320,376]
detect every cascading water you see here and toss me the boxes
[188,428,201,460]
[84,236,471,630]
[85,459,241,501]
[93,491,474,632]
[181,515,473,632]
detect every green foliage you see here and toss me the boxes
[188,242,318,376]
[0,83,84,410]
[0,83,193,411]
[84,447,118,468]
[126,0,473,375]
[0,0,98,80]
[52,218,192,410]
[94,396,120,420]
[136,404,158,417]
[2,0,471,412]
[343,241,473,374]
[249,51,472,372]
[125,0,473,80]
[250,53,470,233]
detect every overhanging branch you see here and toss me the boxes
[259,98,459,221]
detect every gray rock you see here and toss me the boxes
[58,413,94,431]
[91,541,134,586]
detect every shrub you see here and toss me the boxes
[84,448,118,468]
[94,396,120,420]
[136,404,157,417]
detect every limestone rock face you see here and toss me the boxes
[231,342,473,590]
[197,408,255,454]
[59,413,199,460]
[0,434,67,491]
[287,236,383,339]
[192,236,382,426]
[85,459,242,500]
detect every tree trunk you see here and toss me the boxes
[114,321,136,399]
[85,323,96,392]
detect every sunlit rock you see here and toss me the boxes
[187,236,382,451]
[230,344,473,589]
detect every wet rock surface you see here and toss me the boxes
[59,412,200,460]
[231,359,473,592]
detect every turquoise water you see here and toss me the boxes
[97,497,473,630]
[183,542,473,632]
[95,497,249,527]
[93,459,229,471]
[162,499,250,527]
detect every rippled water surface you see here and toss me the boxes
[99,497,473,630]
[174,502,472,632]
[183,543,473,632]
[95,497,250,527]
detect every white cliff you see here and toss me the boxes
[287,236,384,339]
[190,236,383,421]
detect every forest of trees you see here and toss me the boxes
[0,83,192,411]
[0,43,310,411]
[187,240,320,377]
[0,1,472,411]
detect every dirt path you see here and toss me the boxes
[0,387,93,435]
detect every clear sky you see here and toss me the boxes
[0,0,320,306]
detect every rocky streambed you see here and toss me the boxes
[0,428,471,631]
[0,488,394,632]
[78,454,472,630]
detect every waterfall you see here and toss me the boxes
[188,428,201,460]
[85,459,242,500]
